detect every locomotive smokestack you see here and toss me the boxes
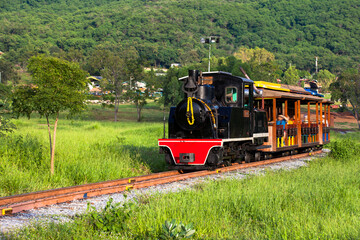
[183,70,199,97]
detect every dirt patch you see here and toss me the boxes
[331,111,359,130]
[332,111,358,124]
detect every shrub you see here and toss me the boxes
[0,116,16,137]
[86,197,136,233]
[159,219,196,239]
[329,138,359,160]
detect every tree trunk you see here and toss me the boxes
[349,100,360,129]
[50,113,59,175]
[137,106,141,122]
[114,94,119,122]
[46,116,52,160]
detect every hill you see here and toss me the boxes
[0,0,359,71]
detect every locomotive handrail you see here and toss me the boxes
[186,97,195,125]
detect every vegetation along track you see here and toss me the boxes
[0,150,322,217]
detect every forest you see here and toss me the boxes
[0,0,359,72]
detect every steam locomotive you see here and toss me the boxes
[158,70,332,171]
[158,70,269,170]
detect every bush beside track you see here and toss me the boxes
[2,131,360,239]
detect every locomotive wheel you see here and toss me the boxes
[254,152,261,162]
[245,152,252,163]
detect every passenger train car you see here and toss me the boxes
[158,70,332,171]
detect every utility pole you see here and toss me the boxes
[208,43,211,72]
[315,56,318,73]
[0,72,2,84]
[201,36,220,72]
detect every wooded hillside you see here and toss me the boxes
[1,0,359,71]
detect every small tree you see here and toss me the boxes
[315,69,336,92]
[0,83,15,137]
[12,56,88,175]
[283,65,300,85]
[88,48,140,121]
[330,69,360,129]
[125,89,149,122]
[0,58,20,84]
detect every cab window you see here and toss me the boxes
[244,85,250,108]
[225,87,237,103]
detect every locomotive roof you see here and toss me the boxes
[178,71,254,84]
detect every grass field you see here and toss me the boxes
[2,102,360,239]
[0,103,166,197]
[2,131,360,239]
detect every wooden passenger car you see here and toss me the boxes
[253,81,332,153]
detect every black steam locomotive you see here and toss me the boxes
[159,70,269,170]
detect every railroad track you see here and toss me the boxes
[0,150,322,217]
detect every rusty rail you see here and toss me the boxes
[0,150,322,216]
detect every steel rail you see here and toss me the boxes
[0,150,322,216]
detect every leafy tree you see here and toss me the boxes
[123,60,151,122]
[0,83,15,137]
[0,83,12,112]
[0,58,20,84]
[162,76,183,107]
[314,69,336,92]
[1,0,360,72]
[282,65,300,85]
[126,89,150,122]
[12,56,88,175]
[330,69,360,129]
[89,48,141,121]
[234,47,275,64]
[161,67,189,107]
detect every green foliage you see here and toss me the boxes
[283,65,300,85]
[0,116,15,137]
[13,56,89,118]
[0,83,12,111]
[89,48,145,121]
[329,138,360,160]
[234,46,275,64]
[162,68,185,107]
[315,69,336,92]
[0,58,20,84]
[126,89,151,122]
[330,69,360,128]
[160,220,196,240]
[86,197,135,233]
[0,135,45,169]
[0,83,15,137]
[0,0,359,71]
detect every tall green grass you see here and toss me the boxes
[3,132,360,239]
[0,118,166,196]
